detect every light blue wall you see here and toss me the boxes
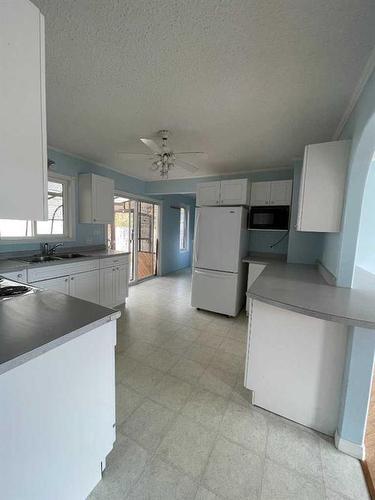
[156,194,195,275]
[287,161,324,264]
[0,148,146,254]
[249,231,289,255]
[322,69,375,450]
[320,69,375,286]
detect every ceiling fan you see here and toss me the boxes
[118,130,207,178]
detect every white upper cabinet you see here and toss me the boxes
[196,179,249,206]
[0,0,48,220]
[250,182,271,206]
[297,140,351,232]
[219,179,249,205]
[250,180,292,206]
[269,180,293,206]
[196,181,221,206]
[79,174,114,224]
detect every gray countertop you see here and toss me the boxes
[0,290,120,375]
[0,248,130,273]
[247,261,375,329]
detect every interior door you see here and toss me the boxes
[194,206,243,272]
[109,197,135,281]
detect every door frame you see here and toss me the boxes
[112,190,162,284]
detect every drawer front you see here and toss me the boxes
[28,259,99,282]
[99,255,129,269]
[0,269,27,283]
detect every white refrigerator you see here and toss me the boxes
[191,206,248,316]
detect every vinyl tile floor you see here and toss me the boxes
[89,269,369,500]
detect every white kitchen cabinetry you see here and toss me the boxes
[0,320,116,500]
[245,263,266,314]
[36,275,70,294]
[250,180,292,206]
[297,140,351,232]
[0,0,48,220]
[269,180,293,206]
[79,174,114,224]
[0,269,27,283]
[196,182,221,206]
[196,179,249,206]
[245,299,348,435]
[70,270,100,304]
[28,255,128,306]
[100,258,129,307]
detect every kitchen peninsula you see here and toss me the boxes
[0,283,120,500]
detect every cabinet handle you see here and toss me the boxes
[65,278,69,282]
[93,218,96,222]
[17,273,23,278]
[112,268,115,272]
[71,277,74,281]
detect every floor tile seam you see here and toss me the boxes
[179,390,231,434]
[116,394,147,427]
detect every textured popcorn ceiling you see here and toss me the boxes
[33,0,375,180]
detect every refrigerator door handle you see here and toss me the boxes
[194,209,201,266]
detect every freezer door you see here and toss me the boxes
[191,268,240,316]
[194,206,244,272]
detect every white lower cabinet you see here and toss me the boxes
[35,275,70,294]
[70,270,100,304]
[245,263,266,315]
[99,267,115,307]
[100,263,129,308]
[28,255,129,306]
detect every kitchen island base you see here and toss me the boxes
[245,299,348,436]
[0,320,116,500]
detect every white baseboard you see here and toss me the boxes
[335,430,364,460]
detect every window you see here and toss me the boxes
[179,206,189,251]
[0,175,74,241]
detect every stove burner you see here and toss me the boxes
[0,285,30,297]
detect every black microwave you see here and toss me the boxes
[249,206,290,230]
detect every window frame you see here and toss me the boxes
[0,173,76,243]
[179,205,189,252]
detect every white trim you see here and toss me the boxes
[0,173,76,243]
[179,204,190,252]
[334,430,364,460]
[333,46,375,140]
[48,145,293,182]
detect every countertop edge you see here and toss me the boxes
[247,292,375,330]
[0,311,120,376]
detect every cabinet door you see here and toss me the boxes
[297,141,350,232]
[269,180,293,206]
[92,175,114,223]
[100,267,115,307]
[1,270,27,283]
[196,182,221,206]
[250,182,271,206]
[70,270,100,304]
[0,0,47,220]
[113,265,129,306]
[33,276,70,294]
[220,179,249,205]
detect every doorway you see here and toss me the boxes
[108,195,160,283]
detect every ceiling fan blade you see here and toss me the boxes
[117,152,154,159]
[174,152,207,156]
[140,138,162,154]
[176,159,200,173]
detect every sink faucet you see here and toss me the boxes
[40,242,63,256]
